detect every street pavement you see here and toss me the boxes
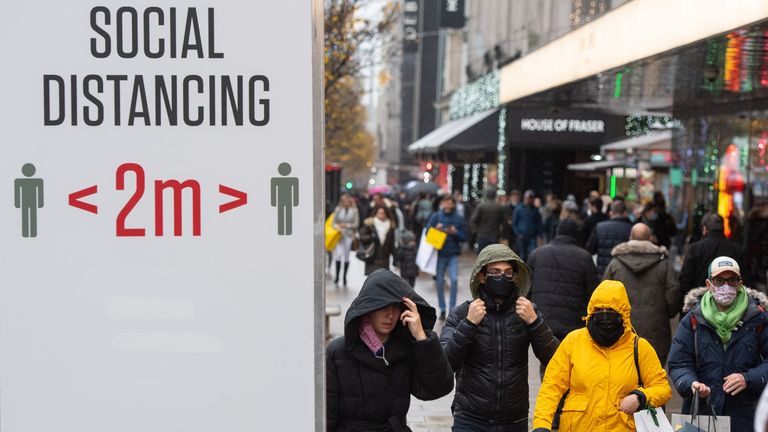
[325,248,682,431]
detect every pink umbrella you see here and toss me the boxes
[368,184,393,195]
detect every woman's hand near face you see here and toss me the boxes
[401,297,427,341]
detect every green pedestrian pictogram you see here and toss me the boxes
[14,163,44,238]
[270,162,299,236]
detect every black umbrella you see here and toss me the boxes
[404,181,440,198]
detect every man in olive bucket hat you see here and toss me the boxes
[441,244,559,431]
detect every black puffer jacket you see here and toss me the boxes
[326,270,454,432]
[441,245,559,424]
[527,235,600,340]
[586,216,633,274]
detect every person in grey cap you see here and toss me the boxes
[669,256,768,432]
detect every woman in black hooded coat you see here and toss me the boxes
[326,269,454,432]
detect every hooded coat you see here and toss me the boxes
[326,270,454,432]
[603,240,681,364]
[532,280,672,432]
[440,244,559,425]
[667,287,768,432]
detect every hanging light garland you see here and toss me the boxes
[463,164,471,200]
[497,107,507,195]
[449,70,500,120]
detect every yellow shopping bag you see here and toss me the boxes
[325,213,342,251]
[425,227,447,250]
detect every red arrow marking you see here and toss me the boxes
[219,185,248,213]
[69,185,98,214]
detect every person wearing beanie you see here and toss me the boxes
[603,223,681,365]
[441,244,558,431]
[533,280,672,432]
[528,219,600,343]
[668,256,768,432]
[326,270,453,431]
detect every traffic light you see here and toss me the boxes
[425,162,433,171]
[345,181,353,190]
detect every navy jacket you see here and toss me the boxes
[668,287,768,432]
[512,204,542,239]
[426,210,467,257]
[586,216,632,275]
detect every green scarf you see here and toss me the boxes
[700,287,749,343]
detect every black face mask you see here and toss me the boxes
[587,310,624,347]
[483,276,518,300]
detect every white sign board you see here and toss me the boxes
[0,2,322,431]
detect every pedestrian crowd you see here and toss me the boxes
[325,187,768,432]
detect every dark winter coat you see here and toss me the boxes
[580,211,608,247]
[360,218,396,276]
[648,210,677,249]
[527,234,600,340]
[470,200,507,242]
[679,232,750,296]
[747,208,768,284]
[668,287,768,432]
[398,245,419,279]
[426,210,467,257]
[586,216,633,275]
[326,270,454,432]
[441,245,559,424]
[603,240,681,364]
[512,204,542,239]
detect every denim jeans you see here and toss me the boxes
[452,416,527,432]
[435,254,459,313]
[516,236,537,261]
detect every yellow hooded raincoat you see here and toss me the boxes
[533,280,671,431]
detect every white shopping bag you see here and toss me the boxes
[634,407,674,432]
[415,229,437,276]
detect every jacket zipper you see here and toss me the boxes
[495,304,503,416]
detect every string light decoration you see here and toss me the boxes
[447,164,455,195]
[625,114,682,137]
[724,31,743,93]
[571,0,607,28]
[497,107,507,195]
[463,164,471,200]
[449,70,500,120]
[471,163,481,201]
[762,30,768,87]
[703,37,726,94]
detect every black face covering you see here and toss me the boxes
[587,310,624,347]
[483,276,518,300]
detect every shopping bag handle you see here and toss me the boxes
[690,389,719,431]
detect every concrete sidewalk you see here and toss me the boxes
[325,249,681,431]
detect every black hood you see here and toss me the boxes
[343,269,436,348]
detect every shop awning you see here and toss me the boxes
[600,130,672,152]
[568,157,672,172]
[408,109,500,159]
[567,159,632,171]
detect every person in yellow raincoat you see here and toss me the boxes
[532,280,671,431]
